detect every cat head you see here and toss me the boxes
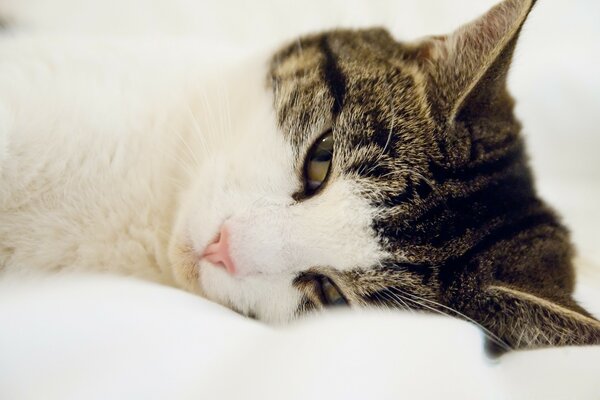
[169,0,600,348]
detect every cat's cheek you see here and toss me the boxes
[223,180,387,277]
[198,264,303,322]
[223,209,289,276]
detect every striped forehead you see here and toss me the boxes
[269,36,333,155]
[269,30,435,186]
[267,29,534,275]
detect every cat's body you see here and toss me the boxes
[0,37,264,283]
[1,36,183,282]
[2,0,600,350]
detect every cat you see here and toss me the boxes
[1,0,599,351]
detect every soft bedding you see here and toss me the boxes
[0,0,599,398]
[0,274,599,399]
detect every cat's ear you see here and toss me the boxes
[408,0,536,123]
[482,285,600,350]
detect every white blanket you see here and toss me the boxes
[1,0,599,398]
[1,275,599,400]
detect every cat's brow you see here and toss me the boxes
[319,37,346,117]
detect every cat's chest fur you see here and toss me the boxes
[0,36,253,282]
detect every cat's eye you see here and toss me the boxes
[304,130,334,194]
[316,276,348,307]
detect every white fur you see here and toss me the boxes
[0,35,203,282]
[0,34,384,322]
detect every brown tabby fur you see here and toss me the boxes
[270,0,600,351]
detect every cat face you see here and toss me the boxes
[170,26,491,322]
[169,44,393,321]
[169,1,526,322]
[168,0,600,350]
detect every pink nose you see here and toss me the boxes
[202,226,236,275]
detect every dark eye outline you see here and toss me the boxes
[315,275,348,307]
[302,129,334,197]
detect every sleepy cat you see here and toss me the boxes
[1,0,599,351]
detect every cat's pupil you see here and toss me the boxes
[312,149,332,162]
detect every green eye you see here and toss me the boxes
[304,130,334,194]
[317,276,348,307]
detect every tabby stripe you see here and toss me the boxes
[378,173,537,246]
[410,170,533,226]
[381,176,435,207]
[384,180,414,205]
[430,144,524,183]
[276,89,297,128]
[320,38,346,116]
[428,200,537,248]
[440,212,561,282]
[400,262,435,284]
[391,201,537,249]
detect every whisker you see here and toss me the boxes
[172,128,201,169]
[384,289,415,313]
[198,89,219,150]
[223,84,234,139]
[380,290,411,312]
[158,145,196,179]
[296,37,303,56]
[378,97,394,162]
[183,103,210,158]
[389,287,511,351]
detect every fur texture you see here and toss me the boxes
[1,0,599,350]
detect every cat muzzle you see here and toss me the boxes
[202,226,237,275]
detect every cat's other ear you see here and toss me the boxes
[407,0,537,123]
[481,285,600,350]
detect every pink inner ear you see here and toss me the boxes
[407,0,534,67]
[412,36,447,63]
[439,0,534,64]
[409,0,536,119]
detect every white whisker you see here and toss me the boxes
[389,286,511,351]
